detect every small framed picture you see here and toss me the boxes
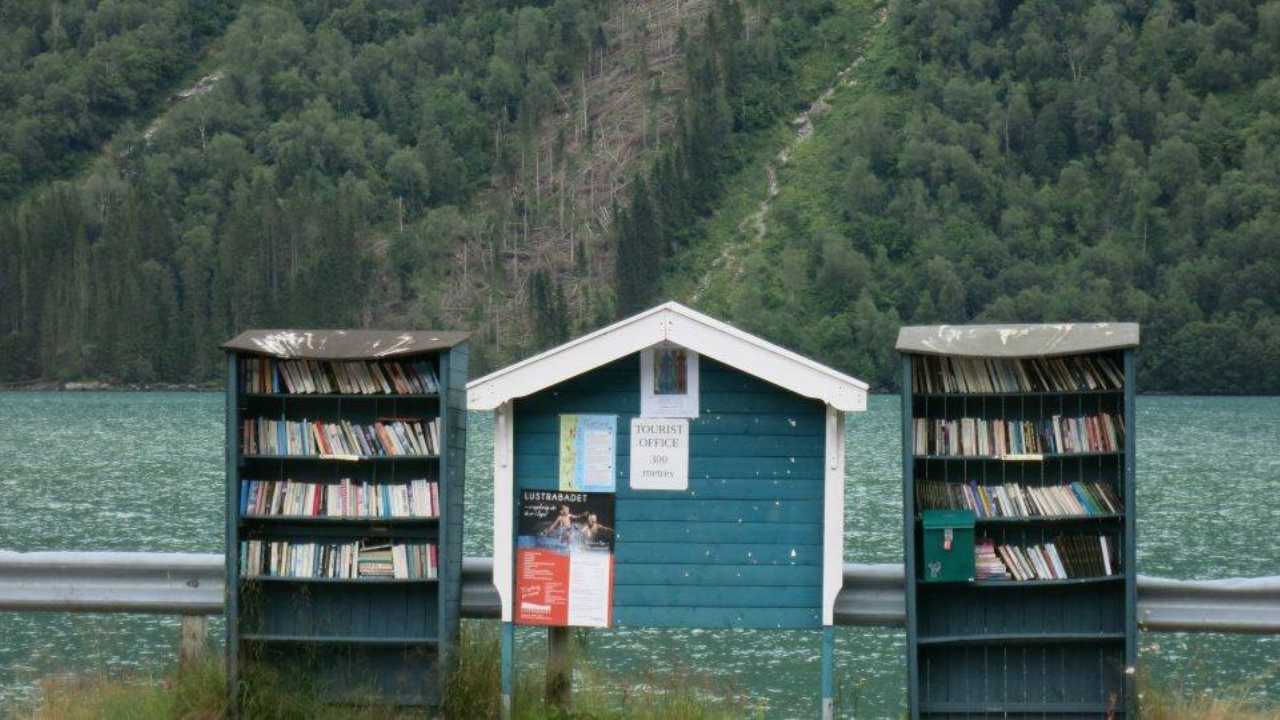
[640,345,698,418]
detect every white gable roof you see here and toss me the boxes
[467,301,868,412]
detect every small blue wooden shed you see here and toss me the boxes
[468,302,868,717]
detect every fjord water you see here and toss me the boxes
[0,392,1277,717]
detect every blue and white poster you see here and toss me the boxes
[558,414,617,492]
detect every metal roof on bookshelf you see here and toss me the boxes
[896,323,1139,358]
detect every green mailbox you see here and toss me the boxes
[920,510,975,582]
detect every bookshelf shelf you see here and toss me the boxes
[923,575,1123,588]
[225,329,468,712]
[914,452,1121,461]
[242,634,439,646]
[241,454,439,462]
[241,576,439,585]
[914,389,1124,399]
[917,632,1125,646]
[899,324,1138,719]
[916,514,1124,524]
[242,392,439,400]
[919,702,1112,714]
[241,515,440,524]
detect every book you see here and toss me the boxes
[241,357,440,395]
[976,533,1120,581]
[975,539,1010,580]
[916,478,1122,518]
[240,539,438,579]
[912,354,1124,394]
[912,412,1124,457]
[242,417,441,457]
[241,478,439,519]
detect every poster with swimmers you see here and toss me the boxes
[515,490,615,627]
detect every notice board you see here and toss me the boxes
[511,353,829,629]
[515,489,615,627]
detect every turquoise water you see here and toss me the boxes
[1,392,1278,716]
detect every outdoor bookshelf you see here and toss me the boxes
[223,330,468,710]
[898,324,1139,719]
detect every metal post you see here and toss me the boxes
[179,614,208,670]
[546,626,572,710]
[821,627,834,720]
[501,622,514,720]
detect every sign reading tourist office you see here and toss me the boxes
[468,302,869,719]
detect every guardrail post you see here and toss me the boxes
[179,613,208,670]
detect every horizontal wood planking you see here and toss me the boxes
[615,520,821,544]
[516,432,824,457]
[614,606,821,628]
[616,499,822,523]
[517,391,825,415]
[615,564,820,586]
[546,369,818,396]
[512,354,826,628]
[513,476,822,500]
[515,456,823,480]
[515,412,826,436]
[613,585,820,607]
[615,542,820,565]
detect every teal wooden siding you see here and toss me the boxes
[513,354,827,630]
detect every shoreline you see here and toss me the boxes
[0,383,1272,397]
[0,380,221,392]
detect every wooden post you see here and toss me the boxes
[501,622,515,720]
[545,626,572,710]
[179,614,208,670]
[821,627,834,720]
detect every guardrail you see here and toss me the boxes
[3,552,1278,638]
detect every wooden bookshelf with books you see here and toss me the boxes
[897,324,1138,719]
[223,330,468,709]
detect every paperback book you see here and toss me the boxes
[240,478,439,518]
[912,354,1123,394]
[241,357,439,395]
[916,478,1122,518]
[913,412,1123,457]
[976,533,1119,581]
[239,539,439,580]
[242,417,441,457]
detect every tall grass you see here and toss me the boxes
[1139,666,1280,720]
[21,625,755,720]
[20,632,1279,719]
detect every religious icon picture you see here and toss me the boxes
[640,345,698,418]
[653,348,688,395]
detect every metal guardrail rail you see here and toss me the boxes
[0,551,222,614]
[2,552,1278,634]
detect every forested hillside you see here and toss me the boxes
[658,0,1280,393]
[0,0,858,383]
[0,0,239,199]
[4,0,1278,393]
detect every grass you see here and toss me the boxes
[19,625,1280,719]
[1139,665,1280,720]
[18,625,756,720]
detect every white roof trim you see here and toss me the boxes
[467,302,868,412]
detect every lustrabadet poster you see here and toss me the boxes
[515,490,615,627]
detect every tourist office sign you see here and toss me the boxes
[629,418,689,491]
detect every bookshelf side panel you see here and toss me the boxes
[1123,348,1137,712]
[225,353,240,711]
[903,354,921,720]
[440,344,469,680]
